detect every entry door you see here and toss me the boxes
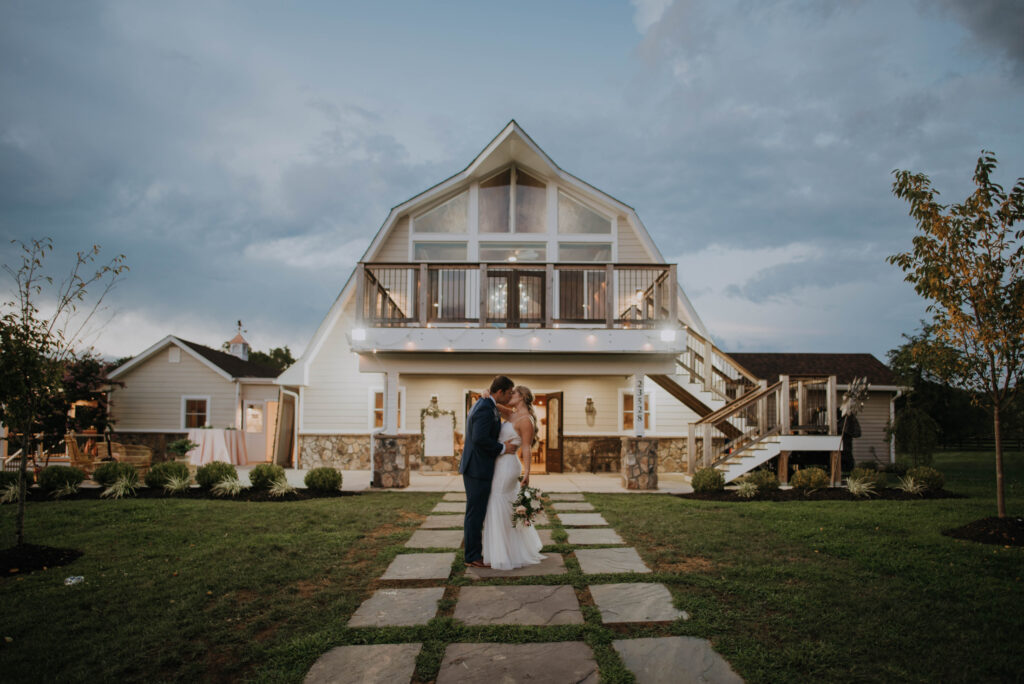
[545,392,563,473]
[243,401,267,463]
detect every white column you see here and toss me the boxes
[633,373,646,438]
[385,371,399,434]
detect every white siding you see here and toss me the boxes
[646,380,702,436]
[375,216,410,263]
[617,217,651,263]
[852,392,894,463]
[109,347,236,431]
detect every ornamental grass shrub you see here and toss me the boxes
[36,466,86,493]
[790,466,829,492]
[144,461,191,489]
[745,469,780,494]
[304,467,343,492]
[0,471,21,488]
[195,462,237,490]
[92,461,138,487]
[248,463,285,490]
[906,466,944,492]
[849,467,886,490]
[691,467,725,493]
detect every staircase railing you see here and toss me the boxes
[677,327,760,402]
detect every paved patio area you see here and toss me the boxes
[238,466,693,494]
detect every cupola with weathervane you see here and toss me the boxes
[228,321,250,361]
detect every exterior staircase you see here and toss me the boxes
[659,327,841,483]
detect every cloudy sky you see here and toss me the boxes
[2,0,1022,361]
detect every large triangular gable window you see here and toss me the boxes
[558,191,611,234]
[414,191,468,234]
[479,167,547,234]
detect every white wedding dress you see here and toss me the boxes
[482,419,545,570]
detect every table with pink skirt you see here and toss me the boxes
[186,428,249,466]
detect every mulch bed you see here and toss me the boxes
[1,544,83,577]
[942,517,1024,546]
[675,488,963,502]
[15,487,359,503]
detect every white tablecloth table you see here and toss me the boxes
[186,428,248,466]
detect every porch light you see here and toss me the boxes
[352,328,367,341]
[508,255,518,262]
[585,396,596,417]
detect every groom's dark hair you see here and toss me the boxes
[489,375,514,393]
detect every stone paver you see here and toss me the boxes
[532,511,550,526]
[406,529,463,549]
[557,512,608,527]
[551,501,595,511]
[443,492,466,501]
[420,514,463,529]
[454,585,583,625]
[466,553,566,578]
[436,642,598,684]
[575,547,651,574]
[589,583,689,623]
[304,643,421,684]
[381,552,455,580]
[548,492,585,501]
[537,528,555,546]
[613,637,743,684]
[566,528,624,545]
[348,587,445,627]
[433,502,465,513]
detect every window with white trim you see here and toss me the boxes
[621,391,651,431]
[182,396,210,429]
[413,191,468,234]
[479,167,547,234]
[558,191,612,234]
[371,388,405,430]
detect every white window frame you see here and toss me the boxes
[618,388,655,434]
[368,386,407,432]
[556,190,615,240]
[411,190,470,236]
[181,395,212,430]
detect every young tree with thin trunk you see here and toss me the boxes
[1,238,127,545]
[888,151,1024,518]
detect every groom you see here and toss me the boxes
[459,375,517,568]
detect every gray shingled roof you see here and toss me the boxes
[178,339,280,379]
[728,353,897,386]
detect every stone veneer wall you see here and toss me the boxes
[300,434,372,470]
[561,435,689,474]
[111,432,187,463]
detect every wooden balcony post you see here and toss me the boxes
[703,338,714,393]
[702,423,713,468]
[605,264,614,328]
[545,263,554,328]
[478,263,488,327]
[687,422,696,475]
[668,264,678,323]
[827,375,838,435]
[778,450,790,485]
[653,269,662,322]
[797,380,806,430]
[418,264,428,326]
[757,379,768,430]
[779,375,790,434]
[354,263,365,323]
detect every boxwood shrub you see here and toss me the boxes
[745,469,780,494]
[249,463,286,490]
[195,461,237,490]
[144,461,191,488]
[36,466,86,493]
[304,467,343,492]
[92,461,138,487]
[691,467,725,493]
[907,465,944,492]
[791,466,829,492]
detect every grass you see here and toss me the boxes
[1,451,1022,682]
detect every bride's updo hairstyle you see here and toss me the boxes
[514,385,539,447]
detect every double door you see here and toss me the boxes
[465,390,562,473]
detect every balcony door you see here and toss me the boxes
[485,270,545,328]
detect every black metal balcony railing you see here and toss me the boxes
[355,262,678,329]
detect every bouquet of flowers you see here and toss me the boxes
[511,482,544,527]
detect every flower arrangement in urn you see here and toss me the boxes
[512,481,544,527]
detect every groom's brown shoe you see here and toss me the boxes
[464,560,488,568]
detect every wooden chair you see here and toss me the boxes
[109,442,154,477]
[590,437,622,473]
[65,434,101,476]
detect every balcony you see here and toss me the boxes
[355,262,678,329]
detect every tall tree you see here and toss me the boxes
[1,238,127,545]
[888,152,1024,517]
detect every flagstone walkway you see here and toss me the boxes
[304,492,742,683]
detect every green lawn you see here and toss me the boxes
[1,452,1021,683]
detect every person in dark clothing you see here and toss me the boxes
[838,411,861,471]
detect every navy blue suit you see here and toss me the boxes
[460,396,503,563]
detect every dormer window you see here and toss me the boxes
[479,167,547,234]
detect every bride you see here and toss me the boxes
[481,385,546,570]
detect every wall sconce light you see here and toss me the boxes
[585,396,596,417]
